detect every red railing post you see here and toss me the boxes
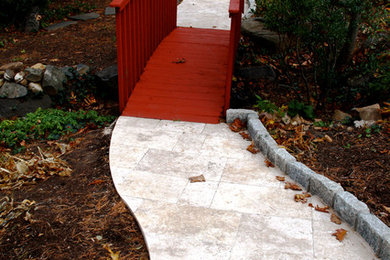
[224,0,244,114]
[110,0,177,112]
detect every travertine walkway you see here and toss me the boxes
[109,116,377,259]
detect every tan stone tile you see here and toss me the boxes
[136,149,226,181]
[200,134,252,159]
[210,182,312,218]
[156,120,206,134]
[178,181,219,207]
[230,214,313,259]
[115,116,160,129]
[116,171,188,203]
[135,200,242,259]
[172,133,207,155]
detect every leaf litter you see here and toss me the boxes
[189,174,206,183]
[333,228,347,241]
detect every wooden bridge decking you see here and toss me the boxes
[110,0,243,124]
[122,27,230,123]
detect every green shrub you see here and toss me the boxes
[288,100,315,120]
[0,108,115,152]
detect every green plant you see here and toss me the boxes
[0,108,115,152]
[254,95,286,117]
[288,100,314,119]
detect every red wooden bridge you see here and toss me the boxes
[110,0,243,123]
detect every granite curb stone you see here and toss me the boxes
[334,191,370,228]
[227,109,390,258]
[309,173,344,207]
[357,213,390,257]
[285,161,315,190]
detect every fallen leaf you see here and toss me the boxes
[103,244,120,260]
[315,205,330,213]
[229,118,246,132]
[332,228,347,241]
[172,57,186,64]
[276,176,285,181]
[383,205,390,213]
[240,132,252,141]
[308,203,314,207]
[294,194,307,203]
[247,142,259,154]
[88,179,105,185]
[324,134,333,143]
[284,182,302,191]
[189,174,206,183]
[265,159,274,168]
[331,213,342,225]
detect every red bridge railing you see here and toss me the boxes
[110,0,177,111]
[225,0,244,113]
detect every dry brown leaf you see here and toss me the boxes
[331,213,342,225]
[324,135,333,143]
[265,159,274,168]
[189,174,206,183]
[383,205,390,213]
[332,228,347,241]
[308,203,314,207]
[240,132,252,141]
[276,176,285,181]
[315,205,330,213]
[88,179,105,185]
[247,142,259,154]
[294,194,307,203]
[284,182,302,191]
[229,118,246,132]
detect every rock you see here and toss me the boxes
[353,104,382,121]
[324,135,333,143]
[354,120,376,128]
[68,13,99,21]
[4,69,15,81]
[0,79,4,87]
[14,71,25,83]
[0,71,4,78]
[25,6,40,32]
[104,7,116,16]
[0,94,52,118]
[0,62,24,72]
[96,65,118,99]
[237,65,276,81]
[28,82,43,94]
[61,66,74,78]
[31,63,46,70]
[76,64,90,75]
[0,82,28,98]
[333,109,352,121]
[241,18,288,52]
[42,65,66,96]
[46,21,77,31]
[20,79,28,86]
[25,67,44,82]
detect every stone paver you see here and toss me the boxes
[109,116,378,259]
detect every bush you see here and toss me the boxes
[0,0,48,28]
[0,108,115,152]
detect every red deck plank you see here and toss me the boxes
[122,27,230,123]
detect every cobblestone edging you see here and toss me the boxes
[226,108,390,260]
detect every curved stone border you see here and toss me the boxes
[226,108,390,260]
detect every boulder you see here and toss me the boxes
[236,65,276,81]
[241,18,287,52]
[31,63,46,70]
[96,65,118,99]
[28,82,43,94]
[333,109,351,121]
[20,79,28,86]
[353,104,382,121]
[61,66,74,78]
[25,67,44,82]
[0,82,28,98]
[14,71,25,83]
[0,62,24,72]
[42,65,66,96]
[0,94,52,118]
[68,13,99,21]
[4,69,15,81]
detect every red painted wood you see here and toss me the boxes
[122,28,230,123]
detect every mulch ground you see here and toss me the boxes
[0,129,149,259]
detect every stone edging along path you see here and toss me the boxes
[226,109,390,260]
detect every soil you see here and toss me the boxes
[0,129,149,259]
[0,0,116,72]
